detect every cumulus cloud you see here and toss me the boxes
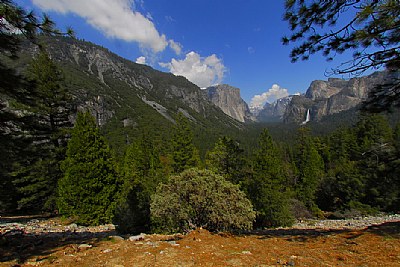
[250,84,289,109]
[159,51,226,88]
[136,56,146,64]
[169,40,182,55]
[32,0,168,53]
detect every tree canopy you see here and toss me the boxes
[282,0,400,74]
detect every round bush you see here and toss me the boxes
[150,168,255,233]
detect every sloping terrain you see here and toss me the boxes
[4,36,244,154]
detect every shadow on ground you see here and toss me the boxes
[244,221,400,242]
[0,215,116,264]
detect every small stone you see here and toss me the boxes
[78,244,92,251]
[102,249,113,253]
[241,250,252,255]
[167,241,179,246]
[145,241,159,247]
[67,223,78,230]
[129,233,145,241]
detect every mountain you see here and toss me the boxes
[5,36,245,153]
[204,84,254,122]
[283,71,399,124]
[255,96,292,122]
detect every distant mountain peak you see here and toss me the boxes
[254,96,293,122]
[204,84,254,122]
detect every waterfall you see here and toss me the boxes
[301,109,310,125]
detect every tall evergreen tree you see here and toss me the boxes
[114,134,165,234]
[0,1,72,213]
[294,127,324,213]
[355,114,397,209]
[170,113,200,174]
[318,127,365,211]
[57,112,120,225]
[11,50,72,212]
[246,129,294,228]
[205,136,247,185]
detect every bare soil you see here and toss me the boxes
[1,216,399,266]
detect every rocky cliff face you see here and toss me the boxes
[255,96,292,122]
[19,36,241,132]
[205,84,254,122]
[284,71,394,124]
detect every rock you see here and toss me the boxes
[129,234,145,241]
[167,241,180,246]
[102,249,113,253]
[67,223,78,230]
[77,244,92,251]
[255,96,292,122]
[205,84,254,122]
[241,250,252,255]
[284,71,399,123]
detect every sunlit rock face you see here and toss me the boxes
[205,84,254,123]
[284,71,393,124]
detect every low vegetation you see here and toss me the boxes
[150,168,256,233]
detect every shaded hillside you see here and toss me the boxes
[7,36,246,155]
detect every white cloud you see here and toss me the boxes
[135,56,146,64]
[159,51,226,88]
[32,0,168,53]
[250,84,289,109]
[169,40,182,55]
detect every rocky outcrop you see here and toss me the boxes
[204,84,254,122]
[256,96,292,122]
[284,71,395,124]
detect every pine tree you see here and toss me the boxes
[170,113,200,174]
[246,129,294,228]
[294,127,325,214]
[1,0,71,213]
[205,136,247,185]
[114,134,165,234]
[317,127,365,211]
[355,114,397,210]
[57,112,120,225]
[11,50,72,212]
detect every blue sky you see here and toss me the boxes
[14,0,366,109]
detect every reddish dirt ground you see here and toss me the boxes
[1,218,400,266]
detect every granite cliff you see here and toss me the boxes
[204,84,254,122]
[283,71,398,124]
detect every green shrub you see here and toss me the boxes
[150,168,255,233]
